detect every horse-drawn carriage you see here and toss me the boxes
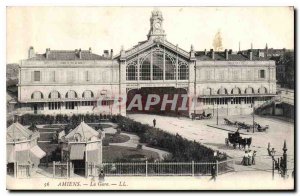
[225,132,252,149]
[224,118,269,132]
[191,112,213,120]
[255,123,269,132]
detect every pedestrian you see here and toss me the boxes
[248,150,252,166]
[242,150,248,166]
[153,118,156,127]
[252,150,256,165]
[99,169,105,182]
[210,165,216,181]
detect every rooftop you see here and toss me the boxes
[28,49,110,61]
[7,122,35,142]
[65,121,101,142]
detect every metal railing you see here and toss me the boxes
[102,159,235,177]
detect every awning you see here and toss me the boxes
[70,144,85,160]
[16,150,30,164]
[30,145,46,159]
[86,149,100,163]
[7,145,14,163]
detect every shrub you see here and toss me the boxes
[102,139,110,146]
[136,144,143,150]
[112,115,224,162]
[116,128,121,134]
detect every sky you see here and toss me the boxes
[6,6,294,64]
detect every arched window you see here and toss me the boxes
[245,87,254,94]
[48,90,61,99]
[231,87,241,95]
[179,62,188,80]
[140,55,151,80]
[217,87,228,95]
[203,88,212,96]
[31,91,44,100]
[82,90,94,99]
[152,52,164,80]
[65,90,78,99]
[137,47,188,81]
[258,87,267,94]
[126,62,137,80]
[165,55,175,80]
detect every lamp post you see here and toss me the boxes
[282,140,288,179]
[217,99,219,125]
[252,103,255,133]
[270,148,276,180]
[267,141,288,180]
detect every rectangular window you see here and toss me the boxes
[50,71,55,82]
[48,102,61,110]
[34,71,40,81]
[67,71,74,83]
[85,71,89,81]
[66,102,76,110]
[218,71,224,81]
[260,70,265,78]
[232,70,239,80]
[246,70,252,80]
[205,70,212,80]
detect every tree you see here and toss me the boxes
[213,30,223,51]
[278,52,295,89]
[28,122,37,131]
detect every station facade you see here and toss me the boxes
[17,9,276,117]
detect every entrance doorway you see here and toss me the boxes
[126,87,188,116]
[7,163,14,177]
[33,104,38,114]
[72,160,86,177]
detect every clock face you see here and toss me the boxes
[154,22,161,28]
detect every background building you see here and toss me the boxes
[17,9,276,117]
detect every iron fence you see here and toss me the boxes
[102,159,235,177]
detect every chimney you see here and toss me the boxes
[103,50,109,58]
[225,49,228,60]
[210,49,215,60]
[258,50,265,58]
[110,49,114,59]
[28,46,35,58]
[46,48,50,59]
[249,50,253,60]
[78,48,82,59]
[89,47,92,53]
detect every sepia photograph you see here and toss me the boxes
[5,6,295,190]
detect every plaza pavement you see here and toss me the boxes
[102,127,170,159]
[128,114,294,173]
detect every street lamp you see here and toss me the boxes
[267,141,288,180]
[270,148,276,180]
[251,103,255,133]
[216,98,219,125]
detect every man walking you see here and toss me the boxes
[210,165,217,181]
[99,169,105,182]
[153,118,156,127]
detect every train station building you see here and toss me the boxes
[17,9,276,117]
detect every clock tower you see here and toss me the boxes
[147,9,166,41]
